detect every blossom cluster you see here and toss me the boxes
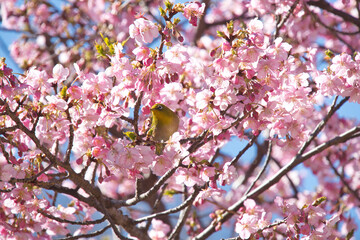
[1,0,360,239]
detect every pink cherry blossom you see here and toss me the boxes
[133,46,151,61]
[235,213,258,239]
[148,219,170,240]
[48,64,69,84]
[195,89,213,110]
[129,18,159,45]
[200,166,216,181]
[218,162,237,186]
[175,168,204,187]
[183,2,206,26]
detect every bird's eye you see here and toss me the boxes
[157,105,163,110]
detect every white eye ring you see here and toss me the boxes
[157,105,163,110]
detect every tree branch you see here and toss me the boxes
[275,0,300,39]
[326,156,360,203]
[243,140,272,196]
[307,0,360,27]
[230,133,259,166]
[56,225,112,240]
[194,99,359,240]
[134,186,201,223]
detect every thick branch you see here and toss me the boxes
[307,0,360,27]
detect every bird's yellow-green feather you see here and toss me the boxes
[149,103,179,155]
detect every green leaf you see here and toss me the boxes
[159,6,166,17]
[227,20,234,35]
[95,42,105,57]
[346,229,354,240]
[173,18,181,25]
[96,33,117,57]
[121,37,130,47]
[312,196,326,207]
[60,86,68,99]
[217,31,227,39]
[164,0,173,10]
[164,189,178,197]
[325,49,334,59]
[124,131,137,141]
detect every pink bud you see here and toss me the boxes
[222,42,231,51]
[215,222,222,231]
[245,69,255,79]
[76,157,83,165]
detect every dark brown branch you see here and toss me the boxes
[134,186,200,223]
[133,91,144,137]
[230,133,259,166]
[307,0,360,27]
[193,0,211,44]
[31,108,42,133]
[275,0,300,38]
[112,157,184,207]
[64,108,74,163]
[0,126,18,134]
[244,141,272,196]
[272,157,299,198]
[56,225,112,240]
[326,156,360,203]
[168,188,198,240]
[39,210,106,225]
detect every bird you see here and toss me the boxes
[148,103,179,155]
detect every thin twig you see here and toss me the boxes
[244,141,272,196]
[39,210,106,225]
[135,178,140,200]
[111,155,187,208]
[168,204,193,240]
[133,91,144,137]
[241,139,267,185]
[55,225,112,240]
[275,0,300,38]
[31,108,42,133]
[168,186,201,240]
[230,133,259,166]
[326,156,360,203]
[0,126,18,134]
[95,203,125,240]
[297,96,348,157]
[64,108,74,163]
[144,183,168,231]
[134,186,201,223]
